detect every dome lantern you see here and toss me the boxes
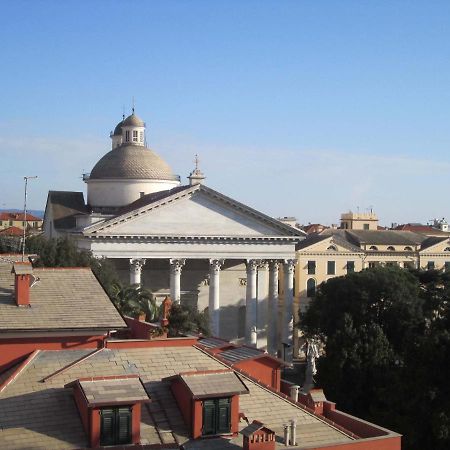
[121,110,145,146]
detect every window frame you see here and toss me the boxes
[327,260,336,275]
[347,261,355,273]
[307,260,316,275]
[202,397,231,436]
[100,406,132,446]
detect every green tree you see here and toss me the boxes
[301,266,450,450]
[167,303,210,337]
[110,283,158,321]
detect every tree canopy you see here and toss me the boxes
[301,266,450,450]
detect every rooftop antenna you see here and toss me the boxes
[132,96,135,114]
[122,105,125,120]
[22,176,38,262]
[194,154,200,170]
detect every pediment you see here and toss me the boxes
[299,235,363,253]
[420,238,450,254]
[84,185,302,238]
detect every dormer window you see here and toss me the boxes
[100,407,132,446]
[132,130,138,142]
[125,130,130,142]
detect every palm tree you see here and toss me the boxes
[110,283,158,322]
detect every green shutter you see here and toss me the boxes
[117,407,132,444]
[100,407,132,446]
[217,398,231,433]
[100,409,115,446]
[203,400,216,435]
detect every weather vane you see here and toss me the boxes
[194,154,199,171]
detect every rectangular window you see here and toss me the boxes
[132,130,138,142]
[9,220,13,226]
[445,262,450,272]
[100,407,132,446]
[427,261,435,270]
[369,262,377,269]
[307,260,316,275]
[347,261,355,273]
[363,223,370,230]
[125,130,130,142]
[139,131,144,142]
[202,398,231,436]
[327,261,335,275]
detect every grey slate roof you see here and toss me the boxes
[419,236,449,251]
[197,336,231,349]
[89,144,179,181]
[0,346,354,449]
[122,113,145,127]
[218,346,264,364]
[346,230,426,246]
[178,371,249,398]
[76,376,149,406]
[0,263,126,332]
[113,119,123,136]
[45,191,88,230]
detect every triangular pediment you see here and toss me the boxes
[84,185,303,238]
[298,235,363,253]
[420,237,450,254]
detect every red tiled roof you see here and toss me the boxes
[0,226,23,236]
[0,212,42,221]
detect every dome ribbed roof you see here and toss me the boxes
[113,120,123,136]
[122,113,145,127]
[90,144,179,180]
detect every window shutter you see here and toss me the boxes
[117,407,132,444]
[202,400,216,435]
[100,409,115,446]
[217,398,231,433]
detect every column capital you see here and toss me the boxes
[209,259,224,272]
[129,258,146,271]
[258,260,269,270]
[170,258,186,272]
[246,259,260,271]
[268,260,281,271]
[284,259,297,273]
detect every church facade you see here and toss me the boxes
[43,112,304,360]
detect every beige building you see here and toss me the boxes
[0,212,42,232]
[340,210,379,230]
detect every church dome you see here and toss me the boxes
[122,113,145,127]
[89,144,179,181]
[112,120,123,136]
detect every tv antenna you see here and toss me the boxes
[22,176,38,262]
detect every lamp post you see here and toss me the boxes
[22,176,38,262]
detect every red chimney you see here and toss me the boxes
[11,263,33,306]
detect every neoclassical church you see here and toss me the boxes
[43,111,303,358]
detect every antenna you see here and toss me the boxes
[22,176,38,262]
[194,154,199,170]
[132,96,135,114]
[122,105,125,120]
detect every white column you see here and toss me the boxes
[170,259,185,303]
[283,259,296,363]
[246,259,258,346]
[209,259,224,336]
[257,261,269,350]
[268,261,280,356]
[129,259,146,286]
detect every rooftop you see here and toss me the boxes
[0,345,356,449]
[0,263,126,332]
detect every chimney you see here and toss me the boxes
[290,419,297,446]
[283,423,290,446]
[11,263,34,306]
[290,384,300,402]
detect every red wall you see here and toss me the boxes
[170,378,193,430]
[233,358,280,390]
[0,335,104,372]
[124,317,159,339]
[73,385,89,436]
[105,337,198,349]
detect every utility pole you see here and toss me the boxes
[22,176,38,262]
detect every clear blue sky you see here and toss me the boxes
[1,0,449,226]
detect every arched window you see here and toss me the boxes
[387,246,395,251]
[444,247,450,252]
[306,278,316,297]
[327,245,338,251]
[369,246,378,251]
[404,246,413,251]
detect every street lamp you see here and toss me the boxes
[22,176,38,262]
